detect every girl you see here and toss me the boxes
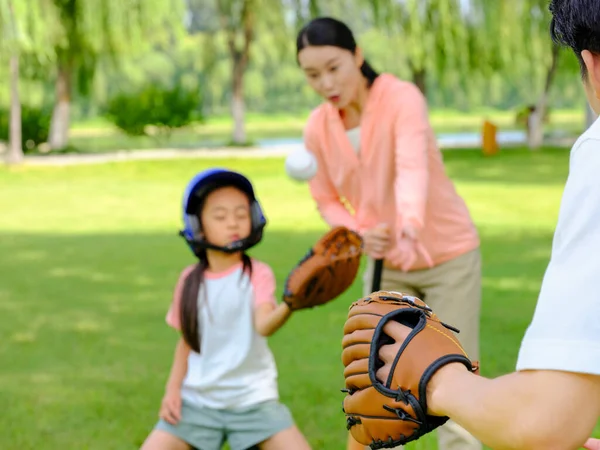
[141,168,312,450]
[295,17,482,450]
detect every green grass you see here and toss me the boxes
[0,147,597,449]
[57,108,587,154]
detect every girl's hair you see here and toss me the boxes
[179,185,254,354]
[296,17,379,86]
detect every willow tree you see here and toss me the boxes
[471,0,557,148]
[0,0,56,164]
[187,0,287,145]
[47,0,185,150]
[473,0,587,148]
[345,0,473,97]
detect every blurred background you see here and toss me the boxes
[1,0,597,162]
[2,1,599,449]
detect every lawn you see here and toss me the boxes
[59,108,586,154]
[0,147,595,449]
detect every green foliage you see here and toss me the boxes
[515,104,552,128]
[0,103,51,151]
[104,82,201,137]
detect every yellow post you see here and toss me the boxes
[482,120,499,156]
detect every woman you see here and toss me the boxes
[295,17,482,450]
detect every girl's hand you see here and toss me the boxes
[362,223,391,259]
[159,388,182,425]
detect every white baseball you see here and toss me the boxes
[284,147,318,182]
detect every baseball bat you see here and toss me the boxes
[371,258,383,292]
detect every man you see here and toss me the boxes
[376,1,600,449]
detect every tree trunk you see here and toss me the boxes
[6,54,23,165]
[412,68,427,97]
[231,55,246,144]
[48,62,72,150]
[585,102,598,130]
[529,44,560,150]
[218,0,254,145]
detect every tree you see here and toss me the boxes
[0,0,56,164]
[187,0,286,145]
[6,1,21,164]
[216,0,256,145]
[359,0,475,97]
[46,0,185,150]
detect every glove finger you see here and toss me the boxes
[343,311,384,335]
[341,340,371,368]
[344,387,409,418]
[348,415,421,448]
[343,357,369,380]
[343,355,372,389]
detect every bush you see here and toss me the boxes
[515,104,551,128]
[104,83,201,138]
[0,105,51,152]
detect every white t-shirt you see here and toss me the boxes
[516,116,600,375]
[346,126,361,155]
[165,259,279,409]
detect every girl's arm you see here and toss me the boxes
[251,262,293,337]
[254,302,293,337]
[165,336,190,393]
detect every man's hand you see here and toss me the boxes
[375,320,469,416]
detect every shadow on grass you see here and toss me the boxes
[0,227,554,449]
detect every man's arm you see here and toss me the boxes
[427,363,600,450]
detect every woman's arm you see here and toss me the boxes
[304,125,358,231]
[391,83,431,237]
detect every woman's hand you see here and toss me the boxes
[362,224,391,259]
[388,225,433,272]
[159,387,182,425]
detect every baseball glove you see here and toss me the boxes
[341,291,479,449]
[282,226,363,311]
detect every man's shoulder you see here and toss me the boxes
[572,115,600,155]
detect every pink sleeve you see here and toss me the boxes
[393,84,430,232]
[165,265,195,330]
[305,120,359,231]
[251,261,278,308]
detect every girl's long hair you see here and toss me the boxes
[179,185,254,354]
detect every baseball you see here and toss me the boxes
[285,147,318,181]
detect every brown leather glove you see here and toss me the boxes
[341,291,479,448]
[282,226,363,311]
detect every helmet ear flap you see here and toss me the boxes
[250,200,265,229]
[181,213,202,244]
[188,215,202,238]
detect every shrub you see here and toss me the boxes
[0,105,51,152]
[105,83,201,138]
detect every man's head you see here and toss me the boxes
[550,0,600,113]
